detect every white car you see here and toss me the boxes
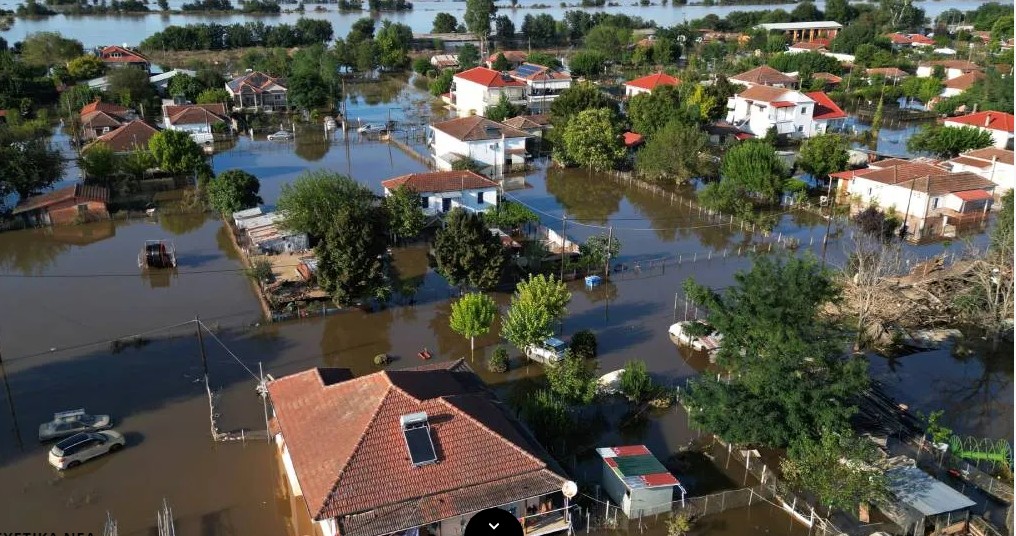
[39,409,111,441]
[49,431,125,470]
[267,130,292,141]
[526,337,568,364]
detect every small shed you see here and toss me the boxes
[247,223,308,254]
[882,465,975,534]
[232,207,263,226]
[12,184,109,226]
[597,445,685,518]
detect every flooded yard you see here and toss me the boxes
[0,80,1010,534]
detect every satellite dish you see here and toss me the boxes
[562,481,578,498]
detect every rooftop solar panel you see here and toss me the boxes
[404,424,437,466]
[515,64,543,76]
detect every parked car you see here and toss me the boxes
[267,130,292,141]
[48,430,125,470]
[39,409,112,441]
[525,337,568,364]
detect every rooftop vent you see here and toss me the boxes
[400,411,437,467]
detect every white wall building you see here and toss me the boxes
[451,66,527,117]
[944,111,1015,150]
[725,85,817,138]
[508,63,572,113]
[161,103,230,143]
[916,60,983,80]
[430,116,530,172]
[945,147,1015,193]
[624,72,681,98]
[381,170,500,215]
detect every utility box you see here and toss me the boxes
[597,445,685,519]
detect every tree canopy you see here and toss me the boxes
[276,170,375,238]
[449,292,498,354]
[315,203,391,306]
[148,130,207,176]
[906,125,994,158]
[433,208,505,290]
[701,140,787,217]
[797,134,849,180]
[561,108,625,171]
[432,12,458,33]
[635,120,711,183]
[382,185,425,242]
[207,169,262,214]
[627,85,688,139]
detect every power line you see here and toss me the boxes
[0,264,302,279]
[4,320,197,364]
[197,320,259,381]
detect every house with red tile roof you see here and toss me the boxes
[940,72,985,98]
[12,184,110,226]
[485,50,529,69]
[841,159,995,241]
[429,116,530,171]
[507,63,573,111]
[726,86,839,138]
[916,60,983,80]
[451,66,527,118]
[729,65,798,88]
[623,72,681,97]
[886,33,935,49]
[161,103,230,143]
[83,119,159,154]
[945,147,1015,193]
[944,111,1015,150]
[267,359,571,536]
[79,100,135,141]
[98,45,150,72]
[788,40,828,53]
[865,67,910,81]
[381,170,500,215]
[806,91,847,132]
[225,71,288,111]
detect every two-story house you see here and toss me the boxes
[725,85,817,138]
[430,116,530,172]
[267,359,573,536]
[83,119,160,155]
[225,71,288,111]
[451,67,527,118]
[507,63,572,113]
[945,147,1015,193]
[623,72,681,98]
[381,170,500,215]
[944,111,1015,150]
[728,65,798,88]
[916,60,983,80]
[79,100,135,141]
[162,103,230,144]
[98,45,150,72]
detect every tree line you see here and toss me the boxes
[138,18,333,51]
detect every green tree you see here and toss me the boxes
[515,389,572,450]
[449,292,498,356]
[106,67,155,108]
[494,15,515,41]
[457,43,480,69]
[797,134,848,181]
[665,513,694,536]
[485,93,524,122]
[990,190,1013,259]
[433,207,505,290]
[207,169,262,214]
[0,133,64,201]
[464,0,496,50]
[569,329,597,359]
[66,55,104,80]
[562,108,625,171]
[488,346,510,372]
[513,273,571,322]
[549,82,619,129]
[167,73,204,101]
[546,351,598,404]
[526,51,561,69]
[315,203,391,306]
[567,50,605,77]
[148,130,207,176]
[782,431,889,512]
[491,52,511,71]
[412,56,432,75]
[276,170,375,238]
[79,142,119,186]
[870,98,884,133]
[429,69,455,96]
[627,85,685,138]
[376,20,412,70]
[635,120,710,183]
[382,185,425,241]
[196,88,231,105]
[682,256,869,448]
[433,12,458,33]
[584,24,631,62]
[288,70,329,109]
[906,125,993,157]
[618,359,655,404]
[701,140,787,216]
[501,298,553,351]
[579,232,620,271]
[825,0,855,23]
[19,32,83,68]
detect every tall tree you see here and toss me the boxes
[906,125,993,157]
[701,139,787,216]
[501,297,553,352]
[636,120,711,183]
[561,107,625,171]
[432,12,458,34]
[549,82,619,129]
[276,170,375,238]
[79,142,119,187]
[148,130,207,176]
[66,55,105,80]
[449,292,498,357]
[797,134,848,181]
[545,351,598,404]
[106,67,155,108]
[627,85,686,138]
[464,0,496,53]
[375,20,412,70]
[433,208,505,290]
[513,274,571,322]
[207,169,262,214]
[0,133,64,203]
[316,203,391,306]
[494,15,515,41]
[382,185,425,242]
[782,431,889,512]
[457,43,480,69]
[485,93,524,122]
[19,32,83,68]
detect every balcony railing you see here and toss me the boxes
[520,507,570,536]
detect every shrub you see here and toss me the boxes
[618,360,655,404]
[570,330,597,359]
[374,353,390,366]
[488,346,510,373]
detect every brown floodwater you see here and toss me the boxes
[1,81,1009,534]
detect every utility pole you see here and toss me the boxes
[559,215,567,282]
[0,331,23,451]
[604,226,613,279]
[195,316,215,440]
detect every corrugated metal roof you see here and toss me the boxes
[886,466,976,516]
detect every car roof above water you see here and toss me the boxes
[53,432,95,452]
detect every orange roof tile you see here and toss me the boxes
[944,72,985,91]
[84,119,159,153]
[962,147,1014,165]
[454,66,526,88]
[625,72,681,91]
[431,116,529,142]
[381,170,498,193]
[945,111,1015,133]
[806,91,847,120]
[730,65,797,86]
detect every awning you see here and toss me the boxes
[771,101,796,108]
[953,189,993,201]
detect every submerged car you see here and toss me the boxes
[39,409,112,441]
[267,130,293,141]
[525,337,569,364]
[48,430,125,470]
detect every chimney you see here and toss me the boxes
[985,113,991,127]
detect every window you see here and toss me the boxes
[932,197,939,209]
[420,196,428,208]
[797,125,804,132]
[476,191,485,204]
[800,107,807,114]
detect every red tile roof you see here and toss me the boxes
[944,71,985,91]
[623,132,644,147]
[806,91,847,120]
[909,34,934,45]
[866,67,909,78]
[895,172,995,196]
[163,103,228,125]
[454,66,526,88]
[267,360,567,529]
[227,71,286,94]
[730,65,797,86]
[921,59,983,72]
[81,110,126,130]
[625,72,681,91]
[737,84,796,103]
[945,111,1015,133]
[381,170,498,193]
[13,184,109,214]
[812,72,842,84]
[962,147,1014,165]
[887,33,913,45]
[431,116,530,142]
[948,156,992,169]
[80,100,129,117]
[486,50,528,64]
[85,119,159,153]
[953,189,993,201]
[99,45,149,64]
[790,41,827,50]
[860,162,949,185]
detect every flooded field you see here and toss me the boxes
[0,80,1010,534]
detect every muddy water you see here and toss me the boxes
[1,81,1010,534]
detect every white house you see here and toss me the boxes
[624,72,681,98]
[725,85,817,138]
[225,71,288,111]
[266,361,572,536]
[507,63,572,113]
[940,72,984,98]
[429,115,530,172]
[806,91,847,134]
[728,65,798,88]
[944,111,1015,150]
[845,161,995,241]
[945,147,1015,193]
[381,170,500,215]
[451,66,527,117]
[161,103,230,143]
[916,60,983,80]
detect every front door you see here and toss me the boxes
[442,198,452,212]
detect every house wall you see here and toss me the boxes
[431,128,527,170]
[25,199,109,226]
[454,79,490,117]
[166,121,214,134]
[849,176,931,219]
[601,461,628,512]
[950,160,1015,192]
[727,98,815,137]
[624,85,651,97]
[627,487,674,518]
[385,186,499,215]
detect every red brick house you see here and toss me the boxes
[98,45,151,72]
[267,359,572,536]
[13,184,110,226]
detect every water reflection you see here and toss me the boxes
[545,168,623,225]
[158,213,208,236]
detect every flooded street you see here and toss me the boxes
[0,80,1010,534]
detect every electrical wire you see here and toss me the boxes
[197,320,260,381]
[0,264,303,279]
[4,320,197,364]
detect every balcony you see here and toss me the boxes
[521,508,571,536]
